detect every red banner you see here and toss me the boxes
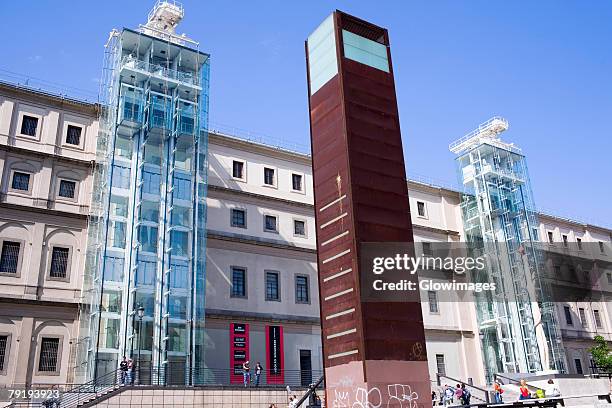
[230,322,249,384]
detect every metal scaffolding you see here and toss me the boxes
[450,117,565,382]
[77,1,210,384]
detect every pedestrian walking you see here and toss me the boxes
[461,384,471,405]
[242,360,250,387]
[255,362,262,387]
[119,356,128,384]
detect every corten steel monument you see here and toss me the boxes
[306,11,431,407]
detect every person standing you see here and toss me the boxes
[493,380,504,403]
[519,379,531,400]
[255,362,262,387]
[127,358,134,385]
[454,384,463,404]
[443,384,454,406]
[545,379,561,397]
[242,360,250,387]
[119,356,128,384]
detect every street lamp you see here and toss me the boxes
[136,305,145,385]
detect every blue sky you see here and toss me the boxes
[1,1,610,226]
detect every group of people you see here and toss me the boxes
[432,383,472,406]
[242,360,263,387]
[119,356,135,385]
[517,378,561,401]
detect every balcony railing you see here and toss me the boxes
[121,56,200,87]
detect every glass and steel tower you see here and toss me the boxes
[450,117,565,382]
[78,1,210,384]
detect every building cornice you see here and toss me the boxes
[208,184,313,210]
[207,230,316,254]
[0,143,95,167]
[0,81,99,116]
[209,131,312,165]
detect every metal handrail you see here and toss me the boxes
[293,375,324,407]
[436,373,491,403]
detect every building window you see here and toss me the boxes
[231,209,246,228]
[231,267,246,298]
[0,241,20,274]
[38,338,60,373]
[294,220,306,236]
[66,125,82,145]
[264,167,275,186]
[173,176,191,201]
[562,235,568,247]
[599,242,606,254]
[417,201,426,217]
[232,160,244,179]
[265,271,280,301]
[607,272,612,285]
[578,308,588,328]
[49,247,69,279]
[564,306,573,326]
[170,263,188,289]
[422,242,433,257]
[547,231,554,244]
[0,335,7,372]
[554,265,561,276]
[532,228,539,241]
[428,291,439,313]
[136,260,155,286]
[58,180,76,199]
[593,310,603,329]
[142,171,160,195]
[264,215,278,232]
[104,256,124,282]
[20,115,38,136]
[292,174,303,191]
[109,221,126,249]
[11,172,31,191]
[574,359,583,375]
[435,354,446,376]
[296,275,309,303]
[577,238,583,250]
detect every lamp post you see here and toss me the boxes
[136,305,145,385]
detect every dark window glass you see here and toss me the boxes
[142,171,160,195]
[265,272,279,301]
[20,115,38,136]
[231,209,246,228]
[417,201,426,217]
[579,308,588,327]
[594,310,603,329]
[564,306,573,325]
[562,235,568,247]
[600,242,606,254]
[292,174,302,191]
[296,276,309,303]
[435,354,446,376]
[231,267,246,297]
[58,180,76,198]
[428,291,439,313]
[264,168,275,185]
[0,241,20,274]
[11,172,30,191]
[422,242,433,256]
[50,247,69,278]
[265,215,277,232]
[173,176,191,200]
[233,161,244,179]
[547,231,554,243]
[574,359,583,375]
[0,335,7,371]
[577,238,582,250]
[66,125,82,145]
[294,220,305,236]
[38,338,60,372]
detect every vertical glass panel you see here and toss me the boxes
[98,318,120,349]
[112,165,131,189]
[144,144,162,166]
[171,206,191,227]
[109,221,126,248]
[103,256,124,282]
[167,323,187,352]
[168,295,188,320]
[101,291,122,313]
[110,195,128,217]
[143,171,161,195]
[307,14,338,94]
[136,260,156,286]
[134,291,155,316]
[173,176,191,200]
[342,30,389,72]
[171,231,189,257]
[170,263,189,289]
[141,201,160,222]
[139,225,158,253]
[114,135,132,159]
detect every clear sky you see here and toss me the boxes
[1,1,610,226]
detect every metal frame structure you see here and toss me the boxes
[77,1,210,384]
[450,117,565,382]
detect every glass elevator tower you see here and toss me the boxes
[78,1,210,384]
[450,117,565,382]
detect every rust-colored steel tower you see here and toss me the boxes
[306,11,431,407]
